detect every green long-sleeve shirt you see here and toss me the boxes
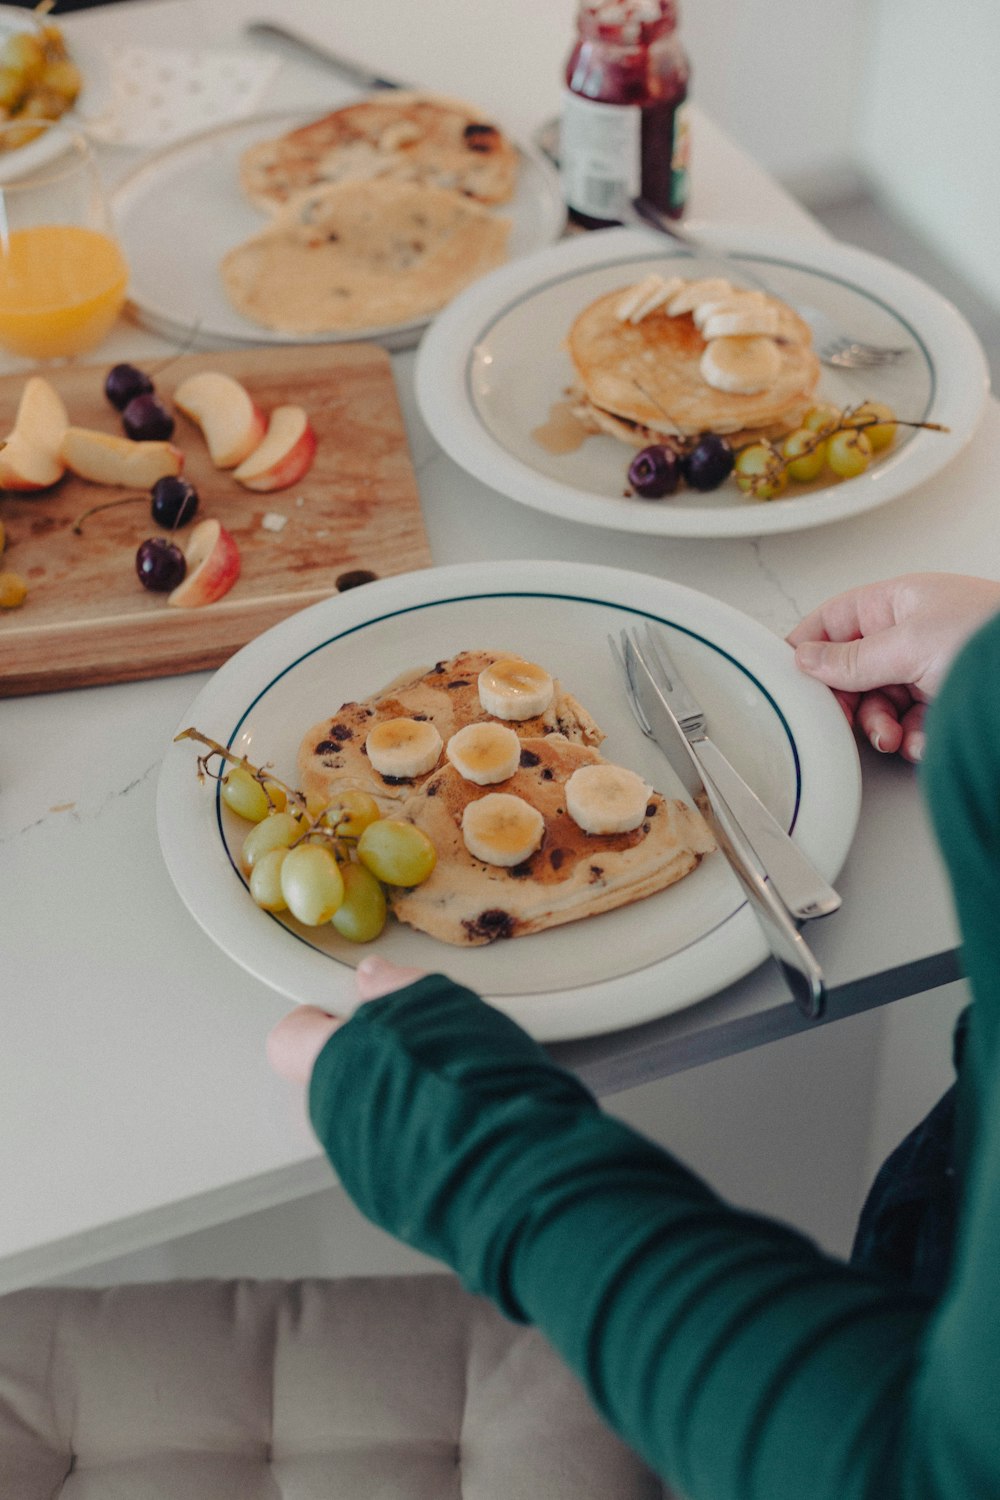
[310,612,1000,1500]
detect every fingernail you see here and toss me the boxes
[795,642,824,670]
[872,732,884,752]
[909,732,926,762]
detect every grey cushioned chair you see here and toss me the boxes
[0,1273,669,1498]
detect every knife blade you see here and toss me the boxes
[244,22,407,91]
[621,635,825,1019]
[638,625,841,922]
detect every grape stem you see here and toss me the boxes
[148,317,204,378]
[174,726,305,810]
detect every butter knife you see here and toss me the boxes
[616,633,826,1018]
[637,624,841,922]
[244,21,406,90]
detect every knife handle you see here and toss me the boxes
[691,738,842,922]
[707,785,826,1020]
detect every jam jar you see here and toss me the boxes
[561,0,690,229]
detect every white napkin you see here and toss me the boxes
[81,45,281,148]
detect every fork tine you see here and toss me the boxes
[638,622,677,690]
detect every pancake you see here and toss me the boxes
[298,650,605,815]
[567,283,821,440]
[239,92,519,213]
[390,734,716,945]
[220,178,511,334]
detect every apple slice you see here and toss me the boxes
[60,428,184,488]
[232,405,317,492]
[173,371,267,469]
[168,518,241,608]
[0,375,70,492]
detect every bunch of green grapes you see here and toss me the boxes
[733,401,899,501]
[178,731,436,944]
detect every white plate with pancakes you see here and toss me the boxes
[415,226,990,537]
[157,560,860,1042]
[112,103,566,353]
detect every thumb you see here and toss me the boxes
[794,628,918,694]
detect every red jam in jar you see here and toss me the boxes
[561,0,690,229]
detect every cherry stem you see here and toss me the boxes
[71,493,147,535]
[148,317,203,378]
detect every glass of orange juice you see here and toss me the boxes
[0,119,128,361]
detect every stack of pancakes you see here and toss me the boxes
[567,276,822,450]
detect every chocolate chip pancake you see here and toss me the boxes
[239,92,519,213]
[568,284,820,442]
[298,650,604,815]
[390,734,716,945]
[221,178,511,334]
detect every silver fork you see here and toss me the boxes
[629,197,911,369]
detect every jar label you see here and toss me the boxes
[560,89,641,220]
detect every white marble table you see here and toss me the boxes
[0,0,993,1292]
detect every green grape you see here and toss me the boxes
[844,401,897,452]
[357,819,437,887]
[801,403,842,436]
[249,847,289,912]
[222,766,287,822]
[734,441,788,501]
[331,862,388,943]
[239,810,301,875]
[280,843,345,925]
[780,428,826,483]
[826,427,873,479]
[321,790,382,840]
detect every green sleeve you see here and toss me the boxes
[310,610,1000,1500]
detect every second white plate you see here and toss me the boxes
[112,108,566,353]
[415,226,990,536]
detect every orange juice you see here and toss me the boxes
[0,224,128,359]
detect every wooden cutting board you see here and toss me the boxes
[0,344,430,696]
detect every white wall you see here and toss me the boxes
[858,0,1000,310]
[679,0,869,190]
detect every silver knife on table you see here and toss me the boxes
[244,22,407,90]
[619,634,826,1019]
[635,625,841,922]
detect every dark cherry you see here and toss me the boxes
[151,476,199,529]
[682,434,735,492]
[336,569,378,591]
[135,536,186,592]
[105,363,154,411]
[627,444,681,499]
[122,393,175,442]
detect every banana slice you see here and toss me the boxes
[692,290,771,329]
[700,305,781,339]
[446,722,522,785]
[478,657,554,720]
[462,792,545,867]
[666,278,733,316]
[616,273,685,324]
[565,763,651,835]
[700,336,782,395]
[365,717,443,778]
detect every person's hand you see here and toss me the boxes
[266,956,427,1084]
[787,573,1000,762]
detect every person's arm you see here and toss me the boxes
[302,958,999,1500]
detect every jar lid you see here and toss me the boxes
[577,1,678,44]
